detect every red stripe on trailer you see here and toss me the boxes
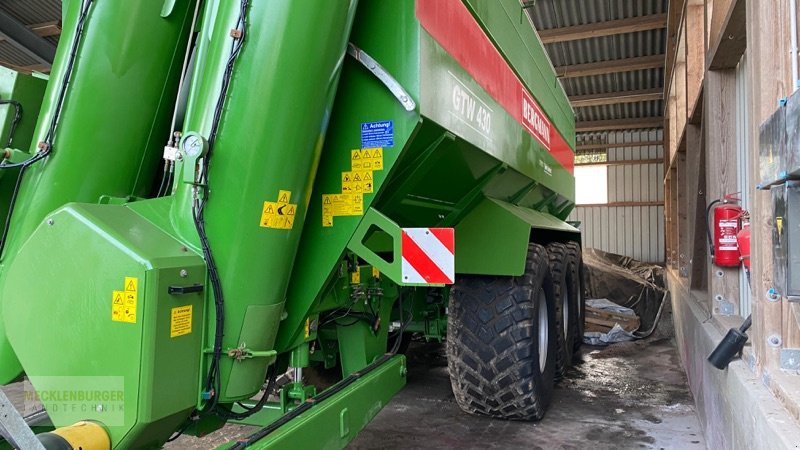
[416,0,574,174]
[402,230,454,284]
[428,227,455,254]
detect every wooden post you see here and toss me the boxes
[678,149,689,277]
[705,69,739,317]
[746,0,793,371]
[686,123,708,290]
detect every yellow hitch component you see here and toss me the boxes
[50,421,110,450]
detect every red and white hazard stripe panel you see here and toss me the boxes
[401,228,455,285]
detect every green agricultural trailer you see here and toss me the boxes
[0,0,583,448]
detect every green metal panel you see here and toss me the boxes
[454,197,580,276]
[165,0,360,403]
[276,0,422,352]
[2,204,206,447]
[0,67,47,152]
[454,198,531,276]
[219,355,406,449]
[0,0,197,384]
[277,0,577,352]
[492,197,582,233]
[417,30,575,203]
[462,0,575,141]
[0,68,47,259]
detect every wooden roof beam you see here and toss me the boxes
[28,21,62,38]
[555,54,665,78]
[569,88,663,108]
[538,13,667,44]
[575,140,663,150]
[576,117,664,132]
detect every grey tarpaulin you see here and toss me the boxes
[583,249,668,334]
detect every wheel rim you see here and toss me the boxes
[537,287,548,373]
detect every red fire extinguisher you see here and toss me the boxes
[736,218,751,270]
[706,195,743,267]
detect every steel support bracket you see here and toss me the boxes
[347,208,404,285]
[0,386,46,450]
[347,42,416,112]
[781,348,800,370]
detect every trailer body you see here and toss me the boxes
[0,1,579,448]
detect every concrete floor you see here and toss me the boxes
[349,338,706,450]
[2,337,706,449]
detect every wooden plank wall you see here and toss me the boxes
[744,0,793,369]
[705,69,739,316]
[665,0,800,413]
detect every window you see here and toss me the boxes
[574,150,607,164]
[575,165,608,205]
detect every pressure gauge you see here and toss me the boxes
[181,132,208,159]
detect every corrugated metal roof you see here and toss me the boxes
[562,68,664,97]
[0,41,39,68]
[530,0,667,29]
[543,30,666,66]
[0,0,60,26]
[0,0,61,72]
[576,100,665,122]
[526,0,667,135]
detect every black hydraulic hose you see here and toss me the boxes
[632,290,669,339]
[0,0,93,257]
[218,363,278,420]
[705,199,721,259]
[0,99,23,148]
[229,353,396,450]
[228,291,412,448]
[195,0,249,413]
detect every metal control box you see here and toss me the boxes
[772,181,800,301]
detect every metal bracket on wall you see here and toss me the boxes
[714,294,735,316]
[780,348,800,370]
[0,387,46,450]
[347,42,416,112]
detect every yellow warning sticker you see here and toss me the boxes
[373,267,380,279]
[341,170,374,193]
[304,318,311,338]
[170,305,193,338]
[260,190,298,230]
[125,277,138,292]
[322,147,384,227]
[351,270,361,284]
[322,193,364,227]
[112,290,137,324]
[113,276,138,324]
[351,148,384,171]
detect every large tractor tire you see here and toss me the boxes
[546,242,579,379]
[447,243,556,420]
[565,241,585,357]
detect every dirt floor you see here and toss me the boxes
[3,337,706,449]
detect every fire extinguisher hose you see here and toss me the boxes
[705,199,722,258]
